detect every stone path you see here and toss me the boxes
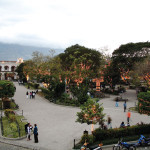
[99,89,150,128]
[0,83,150,150]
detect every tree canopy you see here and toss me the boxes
[76,99,105,125]
[0,80,16,100]
[130,56,150,87]
[59,44,104,82]
[104,42,150,86]
[112,42,150,71]
[15,63,27,82]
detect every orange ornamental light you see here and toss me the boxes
[83,114,89,119]
[91,124,94,132]
[26,75,29,81]
[42,82,49,88]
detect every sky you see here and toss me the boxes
[0,0,150,54]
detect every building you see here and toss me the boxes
[0,58,23,80]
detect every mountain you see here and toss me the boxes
[0,42,64,61]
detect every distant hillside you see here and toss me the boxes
[0,42,64,61]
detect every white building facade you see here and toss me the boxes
[0,58,23,80]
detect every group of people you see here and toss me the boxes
[25,123,38,143]
[120,107,131,128]
[120,121,130,128]
[107,99,131,129]
[26,90,38,99]
[115,98,127,112]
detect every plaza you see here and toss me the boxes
[0,82,150,150]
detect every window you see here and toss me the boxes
[4,66,9,71]
[11,66,15,72]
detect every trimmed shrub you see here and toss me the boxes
[80,134,96,144]
[10,122,17,131]
[27,82,39,89]
[138,92,150,115]
[4,109,15,117]
[80,123,150,144]
[41,87,51,95]
[8,114,16,122]
[102,88,119,95]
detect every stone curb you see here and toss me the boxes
[0,137,48,150]
[0,135,26,140]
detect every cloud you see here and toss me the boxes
[0,0,150,52]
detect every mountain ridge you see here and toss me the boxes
[0,42,64,61]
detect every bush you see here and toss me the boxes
[4,109,15,117]
[80,134,96,144]
[57,93,80,106]
[92,123,150,142]
[3,100,11,109]
[102,88,119,95]
[41,87,50,95]
[10,100,19,109]
[10,122,17,131]
[27,82,39,89]
[94,91,105,98]
[138,92,150,115]
[8,114,16,122]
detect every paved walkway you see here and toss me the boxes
[99,90,150,128]
[0,83,150,150]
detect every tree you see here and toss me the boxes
[23,60,37,81]
[138,92,150,115]
[105,42,150,85]
[103,62,121,88]
[15,63,27,82]
[130,56,150,87]
[59,44,104,83]
[47,75,65,99]
[112,42,150,71]
[70,82,89,104]
[23,50,63,83]
[0,80,16,109]
[76,99,105,131]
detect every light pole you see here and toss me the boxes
[65,79,66,93]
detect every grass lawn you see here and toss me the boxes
[2,115,27,138]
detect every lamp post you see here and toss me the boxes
[65,79,66,93]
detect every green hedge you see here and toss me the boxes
[27,82,39,89]
[80,123,150,144]
[40,88,54,101]
[138,92,150,115]
[41,87,50,95]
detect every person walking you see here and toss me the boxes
[30,92,32,99]
[107,115,112,129]
[33,124,38,143]
[26,91,29,99]
[123,101,127,112]
[127,110,131,124]
[115,97,119,107]
[33,91,36,99]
